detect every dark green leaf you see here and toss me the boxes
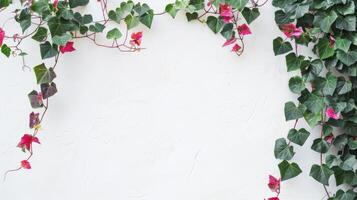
[33,63,56,84]
[311,138,331,153]
[32,27,48,42]
[40,41,58,59]
[284,101,303,121]
[241,8,260,24]
[206,16,223,34]
[309,164,334,185]
[278,160,302,181]
[274,138,295,160]
[287,128,310,146]
[273,37,293,55]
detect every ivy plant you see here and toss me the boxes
[0,0,264,179]
[268,0,357,199]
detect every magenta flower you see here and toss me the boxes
[325,134,334,144]
[267,197,279,200]
[237,24,252,36]
[329,35,336,47]
[130,32,143,46]
[326,107,340,120]
[281,23,303,38]
[60,41,75,54]
[219,4,233,23]
[0,27,5,47]
[268,175,280,193]
[231,44,241,52]
[17,134,40,151]
[222,37,237,47]
[53,0,59,9]
[21,160,31,169]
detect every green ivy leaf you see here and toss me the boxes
[340,155,356,171]
[220,23,234,40]
[139,11,154,28]
[335,37,352,53]
[106,28,122,40]
[286,53,305,72]
[52,33,72,46]
[165,4,179,18]
[303,93,324,113]
[0,0,11,9]
[69,0,89,8]
[274,138,295,160]
[288,76,305,94]
[337,1,355,15]
[89,22,105,33]
[1,44,11,57]
[32,27,48,42]
[273,37,293,56]
[314,11,337,33]
[323,72,337,96]
[33,63,56,84]
[40,41,58,59]
[311,138,331,153]
[335,189,356,200]
[336,16,356,31]
[275,10,294,25]
[287,128,310,146]
[278,160,302,181]
[186,12,198,22]
[125,15,140,30]
[304,111,322,127]
[336,50,357,66]
[316,38,335,59]
[206,16,224,34]
[309,164,334,185]
[310,59,324,75]
[16,9,31,33]
[284,101,303,121]
[241,7,260,24]
[228,0,249,10]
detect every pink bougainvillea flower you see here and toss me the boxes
[207,2,211,7]
[237,24,252,36]
[231,44,241,52]
[267,197,279,200]
[21,160,31,169]
[59,41,75,54]
[326,107,340,120]
[325,134,334,144]
[268,175,280,193]
[329,35,336,47]
[219,4,233,23]
[53,0,59,9]
[0,27,5,47]
[17,134,40,151]
[130,32,143,46]
[29,112,40,129]
[222,37,237,47]
[281,23,303,38]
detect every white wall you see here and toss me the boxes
[0,1,333,199]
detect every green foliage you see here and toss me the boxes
[278,160,302,181]
[273,37,293,55]
[273,0,357,197]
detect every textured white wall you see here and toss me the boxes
[0,1,332,199]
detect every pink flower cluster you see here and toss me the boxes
[267,175,280,200]
[219,3,252,53]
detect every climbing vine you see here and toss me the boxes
[0,0,264,179]
[269,0,357,199]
